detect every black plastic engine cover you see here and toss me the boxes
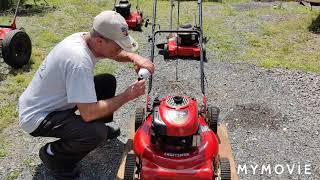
[115,0,131,17]
[151,106,167,136]
[177,23,199,46]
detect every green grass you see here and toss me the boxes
[240,6,320,72]
[5,170,20,180]
[0,0,320,134]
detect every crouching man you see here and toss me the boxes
[18,11,154,179]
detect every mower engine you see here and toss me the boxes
[177,24,199,46]
[150,96,199,152]
[133,96,220,179]
[115,0,131,17]
[114,0,143,31]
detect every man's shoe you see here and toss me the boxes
[106,123,120,140]
[39,144,80,180]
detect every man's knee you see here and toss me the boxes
[94,74,116,87]
[94,73,117,100]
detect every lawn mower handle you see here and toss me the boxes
[148,30,205,96]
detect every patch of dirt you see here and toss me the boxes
[224,102,288,130]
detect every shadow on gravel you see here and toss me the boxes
[309,14,320,34]
[32,139,125,180]
[224,102,288,130]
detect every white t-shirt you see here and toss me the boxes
[19,32,99,133]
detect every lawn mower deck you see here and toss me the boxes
[114,0,144,31]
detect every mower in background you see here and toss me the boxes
[151,0,207,61]
[0,0,32,69]
[123,0,231,179]
[114,0,144,31]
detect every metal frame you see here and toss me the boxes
[0,0,21,29]
[147,0,206,110]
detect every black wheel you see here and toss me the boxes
[163,44,169,60]
[2,29,32,69]
[136,22,142,31]
[202,43,207,62]
[135,108,145,131]
[124,154,137,180]
[207,106,220,134]
[220,158,231,180]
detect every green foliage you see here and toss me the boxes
[5,170,20,180]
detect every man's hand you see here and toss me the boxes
[123,79,146,101]
[110,50,155,75]
[132,56,155,75]
[76,80,146,122]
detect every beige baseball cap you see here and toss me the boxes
[93,11,139,52]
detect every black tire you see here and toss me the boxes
[220,158,231,180]
[207,106,220,134]
[136,22,142,31]
[202,43,207,62]
[124,154,137,180]
[135,108,145,131]
[163,44,169,60]
[2,29,32,69]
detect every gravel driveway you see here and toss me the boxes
[0,1,319,180]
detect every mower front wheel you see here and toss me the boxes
[135,108,145,131]
[207,106,220,134]
[2,29,32,69]
[220,158,231,180]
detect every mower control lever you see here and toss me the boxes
[138,68,151,81]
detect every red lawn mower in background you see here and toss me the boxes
[154,0,207,61]
[123,0,231,179]
[0,0,32,69]
[114,0,144,31]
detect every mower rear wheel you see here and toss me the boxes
[202,44,207,62]
[136,22,142,31]
[124,154,137,180]
[207,106,220,134]
[220,158,231,180]
[135,108,145,131]
[2,29,32,69]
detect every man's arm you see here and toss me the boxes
[77,79,146,122]
[110,50,155,74]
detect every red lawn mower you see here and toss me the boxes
[114,0,144,31]
[154,0,207,61]
[0,0,32,69]
[123,1,230,179]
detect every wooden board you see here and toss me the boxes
[117,116,135,180]
[217,124,238,180]
[117,120,238,180]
